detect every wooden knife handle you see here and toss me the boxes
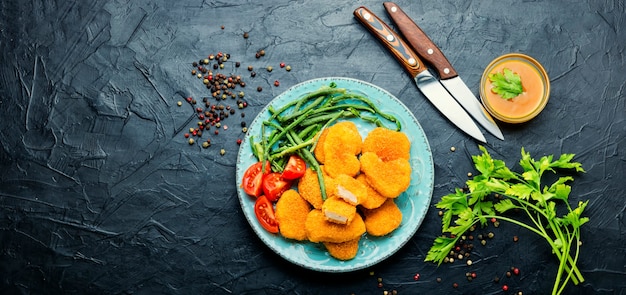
[383,2,458,80]
[354,6,426,78]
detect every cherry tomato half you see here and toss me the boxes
[262,172,292,202]
[254,195,279,233]
[241,161,271,197]
[281,154,306,180]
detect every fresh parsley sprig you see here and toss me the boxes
[426,146,588,295]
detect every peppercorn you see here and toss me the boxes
[450,146,456,152]
[274,80,280,87]
[266,66,273,72]
[192,61,198,67]
[285,65,291,71]
[243,32,249,38]
[513,235,519,242]
[251,71,256,77]
[220,25,224,30]
[177,101,182,106]
[202,141,210,148]
[220,149,225,156]
[242,127,248,133]
[488,232,494,238]
[259,49,265,56]
[255,52,261,59]
[236,139,242,145]
[248,65,253,71]
[188,138,195,145]
[502,285,509,291]
[235,61,240,67]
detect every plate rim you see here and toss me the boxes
[235,76,434,272]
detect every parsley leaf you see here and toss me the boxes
[488,68,523,99]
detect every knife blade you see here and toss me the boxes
[353,6,486,143]
[382,2,504,140]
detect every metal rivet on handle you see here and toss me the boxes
[390,6,397,12]
[386,34,394,41]
[427,48,434,55]
[364,12,371,20]
[444,68,450,74]
[408,58,416,66]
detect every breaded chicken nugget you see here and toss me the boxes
[323,152,361,178]
[333,174,367,206]
[362,198,403,236]
[297,167,334,209]
[324,121,362,155]
[322,196,357,225]
[275,189,311,241]
[322,121,362,177]
[323,238,360,260]
[362,127,411,161]
[360,152,411,198]
[356,174,387,209]
[305,209,365,243]
[313,128,330,163]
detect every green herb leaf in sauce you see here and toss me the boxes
[489,68,523,99]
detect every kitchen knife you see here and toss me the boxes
[354,6,486,143]
[383,2,504,140]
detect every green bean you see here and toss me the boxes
[267,86,346,122]
[279,95,327,123]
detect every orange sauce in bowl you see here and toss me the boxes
[480,54,549,123]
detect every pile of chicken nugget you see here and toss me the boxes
[275,121,413,260]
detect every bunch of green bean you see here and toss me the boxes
[249,82,401,200]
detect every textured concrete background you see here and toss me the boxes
[1,0,624,294]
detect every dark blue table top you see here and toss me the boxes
[1,1,624,294]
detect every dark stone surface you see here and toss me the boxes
[1,1,624,294]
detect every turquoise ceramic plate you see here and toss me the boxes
[236,77,434,273]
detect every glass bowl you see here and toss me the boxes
[480,53,550,124]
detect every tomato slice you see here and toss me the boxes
[262,172,292,202]
[241,161,271,197]
[254,195,279,233]
[281,154,306,180]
